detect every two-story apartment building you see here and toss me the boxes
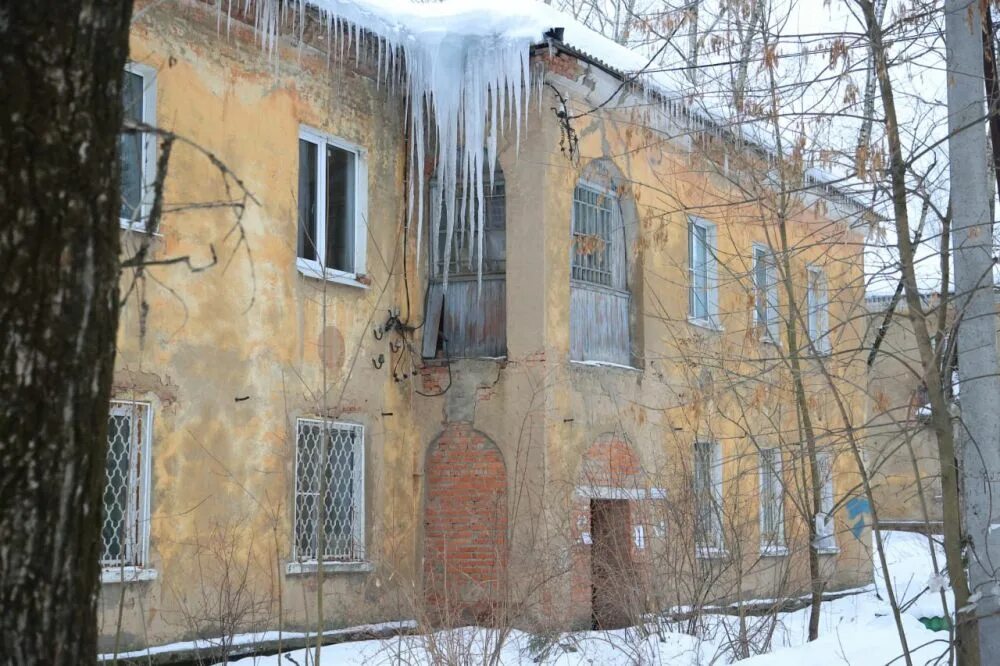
[102,0,873,653]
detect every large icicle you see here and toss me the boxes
[247,0,539,283]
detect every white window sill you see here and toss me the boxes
[815,544,839,555]
[569,360,642,372]
[760,545,789,557]
[296,258,368,289]
[286,560,373,575]
[119,220,162,237]
[696,547,728,560]
[101,567,158,584]
[688,317,723,332]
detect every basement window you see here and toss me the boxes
[297,126,368,286]
[101,401,156,583]
[290,419,367,572]
[119,63,157,231]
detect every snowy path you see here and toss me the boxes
[221,531,950,665]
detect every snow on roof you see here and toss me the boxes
[245,0,877,280]
[303,0,655,76]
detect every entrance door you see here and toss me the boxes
[591,499,634,629]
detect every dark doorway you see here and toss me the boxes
[590,498,634,629]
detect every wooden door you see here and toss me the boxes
[591,499,634,629]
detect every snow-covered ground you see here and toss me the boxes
[220,531,950,665]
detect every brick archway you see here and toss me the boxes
[423,423,508,623]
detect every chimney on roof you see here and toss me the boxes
[544,27,565,42]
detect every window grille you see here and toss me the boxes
[102,401,151,567]
[571,184,622,288]
[694,441,723,551]
[569,181,631,365]
[294,419,365,562]
[759,448,785,550]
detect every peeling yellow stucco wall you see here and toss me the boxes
[101,2,872,651]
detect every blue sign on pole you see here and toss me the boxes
[845,497,871,540]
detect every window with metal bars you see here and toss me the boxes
[694,441,723,553]
[571,184,623,289]
[569,181,631,365]
[293,419,365,563]
[759,448,785,553]
[102,401,151,568]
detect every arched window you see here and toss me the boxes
[570,165,632,365]
[422,164,506,358]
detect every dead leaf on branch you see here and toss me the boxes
[575,233,607,258]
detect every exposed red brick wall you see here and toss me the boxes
[424,423,508,623]
[578,436,642,488]
[419,363,449,394]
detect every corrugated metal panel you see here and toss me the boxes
[424,276,506,358]
[570,282,631,365]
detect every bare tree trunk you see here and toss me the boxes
[859,0,980,661]
[760,32,825,639]
[0,2,132,663]
[946,0,1000,660]
[733,0,764,112]
[856,0,887,161]
[687,0,701,86]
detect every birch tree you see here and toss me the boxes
[0,2,134,664]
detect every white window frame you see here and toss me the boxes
[759,448,787,556]
[296,125,369,288]
[752,244,780,344]
[694,440,725,557]
[807,266,831,355]
[288,418,368,575]
[120,62,157,232]
[101,400,156,584]
[688,216,720,330]
[815,453,838,553]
